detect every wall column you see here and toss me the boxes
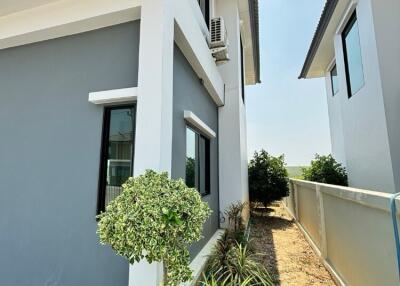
[216,0,249,222]
[129,0,175,284]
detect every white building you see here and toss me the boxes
[300,0,400,194]
[0,0,260,285]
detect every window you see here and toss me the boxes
[330,64,339,96]
[240,39,245,103]
[186,127,210,196]
[97,105,136,213]
[197,0,210,29]
[342,11,364,97]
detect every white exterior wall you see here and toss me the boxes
[370,0,400,194]
[324,68,347,166]
[215,0,250,221]
[324,0,396,193]
[129,0,175,284]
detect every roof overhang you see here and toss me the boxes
[0,0,261,85]
[299,0,352,79]
[0,0,141,50]
[0,0,59,16]
[239,0,260,85]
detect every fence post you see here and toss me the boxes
[316,185,328,259]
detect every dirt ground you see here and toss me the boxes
[249,202,335,286]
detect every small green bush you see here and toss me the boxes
[302,154,348,186]
[248,150,289,207]
[97,170,211,286]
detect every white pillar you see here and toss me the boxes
[216,0,249,221]
[129,0,175,285]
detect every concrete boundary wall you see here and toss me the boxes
[284,179,400,286]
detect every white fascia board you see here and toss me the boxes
[239,0,256,85]
[184,111,216,139]
[88,87,138,105]
[174,0,225,107]
[0,0,141,50]
[305,0,353,78]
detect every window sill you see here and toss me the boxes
[201,193,211,198]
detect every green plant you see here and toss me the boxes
[97,170,211,286]
[248,149,289,207]
[225,201,246,232]
[224,201,249,245]
[200,274,253,286]
[203,239,273,286]
[302,154,348,186]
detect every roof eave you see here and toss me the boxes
[249,0,261,84]
[239,0,261,85]
[299,0,339,79]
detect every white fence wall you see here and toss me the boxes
[284,179,400,286]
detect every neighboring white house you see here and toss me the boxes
[300,0,400,194]
[0,0,260,285]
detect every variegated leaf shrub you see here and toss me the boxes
[97,170,211,286]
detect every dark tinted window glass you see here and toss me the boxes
[197,0,210,28]
[186,128,197,189]
[186,127,210,196]
[200,136,210,195]
[343,12,364,97]
[330,64,339,96]
[98,106,135,213]
[240,39,245,103]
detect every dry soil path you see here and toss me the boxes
[250,202,335,286]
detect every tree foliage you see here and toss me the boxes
[248,150,289,206]
[302,154,348,186]
[97,170,211,286]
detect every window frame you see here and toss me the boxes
[342,10,364,98]
[97,104,136,215]
[185,126,211,197]
[330,63,339,96]
[198,0,210,29]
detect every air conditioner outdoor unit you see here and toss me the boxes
[210,17,230,64]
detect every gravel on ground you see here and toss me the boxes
[249,202,336,286]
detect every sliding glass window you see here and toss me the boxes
[342,11,364,97]
[97,106,135,213]
[186,127,210,196]
[330,64,339,96]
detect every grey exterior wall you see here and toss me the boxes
[0,21,140,286]
[172,45,220,258]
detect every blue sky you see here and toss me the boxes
[246,0,331,166]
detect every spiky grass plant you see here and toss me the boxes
[203,237,273,286]
[200,273,253,286]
